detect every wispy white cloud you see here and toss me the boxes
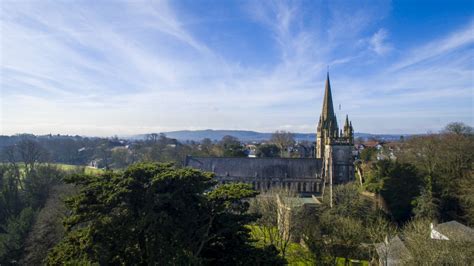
[390,20,474,71]
[369,28,392,55]
[1,0,472,136]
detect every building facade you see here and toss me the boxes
[317,73,355,185]
[185,73,354,195]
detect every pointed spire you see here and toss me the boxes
[344,114,349,128]
[321,72,335,121]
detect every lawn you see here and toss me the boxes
[53,163,103,175]
[248,225,314,265]
[248,225,370,266]
[1,162,103,175]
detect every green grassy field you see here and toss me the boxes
[52,163,103,175]
[248,225,369,266]
[1,162,103,175]
[248,225,314,265]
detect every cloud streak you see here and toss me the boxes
[1,0,473,136]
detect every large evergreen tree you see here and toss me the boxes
[46,163,284,265]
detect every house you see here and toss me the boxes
[376,221,473,265]
[375,236,411,266]
[430,221,474,242]
[363,140,384,150]
[356,143,366,150]
[89,159,101,168]
[356,141,400,161]
[245,144,257,158]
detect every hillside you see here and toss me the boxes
[131,130,406,142]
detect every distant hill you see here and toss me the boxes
[130,130,406,142]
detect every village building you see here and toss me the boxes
[430,221,474,242]
[376,221,474,265]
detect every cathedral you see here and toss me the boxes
[185,73,354,195]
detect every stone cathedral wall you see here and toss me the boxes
[185,156,325,194]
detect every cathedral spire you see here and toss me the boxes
[321,72,335,121]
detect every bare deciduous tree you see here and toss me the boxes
[443,122,473,135]
[17,139,46,174]
[401,219,474,265]
[249,188,300,259]
[366,216,398,264]
[270,131,295,158]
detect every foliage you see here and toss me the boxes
[397,124,474,224]
[321,214,367,262]
[359,147,377,162]
[128,134,194,166]
[359,122,473,225]
[329,183,374,218]
[46,163,284,265]
[401,219,474,264]
[199,138,215,155]
[21,184,77,265]
[217,135,247,157]
[412,187,438,221]
[365,215,398,262]
[0,165,25,224]
[24,165,63,209]
[256,143,280,158]
[300,183,384,264]
[0,134,100,166]
[249,225,315,265]
[0,147,69,263]
[362,160,423,224]
[248,188,300,259]
[443,122,473,135]
[248,188,348,264]
[457,170,474,226]
[0,207,36,264]
[379,161,423,224]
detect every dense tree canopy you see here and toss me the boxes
[301,183,383,264]
[397,123,474,225]
[46,163,284,265]
[256,143,280,158]
[218,135,247,157]
[0,160,65,264]
[362,160,423,223]
[359,147,377,162]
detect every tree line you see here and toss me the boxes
[0,131,311,170]
[0,160,75,264]
[359,122,473,226]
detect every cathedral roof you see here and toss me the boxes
[185,156,323,180]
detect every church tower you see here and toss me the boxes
[316,73,339,158]
[316,73,355,185]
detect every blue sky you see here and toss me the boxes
[1,0,473,136]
